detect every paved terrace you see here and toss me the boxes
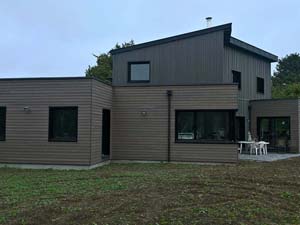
[239,153,300,162]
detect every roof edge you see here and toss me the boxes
[228,37,278,62]
[0,76,112,86]
[110,23,232,55]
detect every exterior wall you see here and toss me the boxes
[112,30,225,86]
[223,46,272,137]
[250,99,299,153]
[112,84,238,163]
[90,79,112,165]
[0,78,93,165]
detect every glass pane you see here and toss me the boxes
[50,108,77,141]
[259,118,270,141]
[130,64,149,81]
[258,117,290,151]
[275,118,290,139]
[177,112,194,140]
[195,111,231,141]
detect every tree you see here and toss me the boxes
[272,53,300,98]
[272,53,300,86]
[86,40,134,81]
[272,83,300,99]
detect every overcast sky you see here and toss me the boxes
[0,0,299,78]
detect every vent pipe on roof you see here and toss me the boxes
[206,17,212,28]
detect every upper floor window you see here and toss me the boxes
[175,110,235,143]
[0,107,6,141]
[128,62,150,82]
[49,107,78,142]
[232,70,241,90]
[257,77,264,94]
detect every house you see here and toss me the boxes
[0,23,297,169]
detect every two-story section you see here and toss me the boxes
[223,37,277,141]
[110,23,278,163]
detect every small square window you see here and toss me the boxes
[232,70,241,90]
[49,107,78,142]
[0,107,6,141]
[257,77,264,94]
[128,62,150,82]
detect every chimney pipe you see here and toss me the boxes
[206,17,212,28]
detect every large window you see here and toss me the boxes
[49,107,78,142]
[257,77,264,94]
[258,117,290,151]
[128,62,150,82]
[232,70,241,90]
[0,107,6,141]
[175,110,235,143]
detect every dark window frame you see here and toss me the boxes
[48,106,78,142]
[175,109,236,144]
[257,77,265,94]
[128,61,150,83]
[232,70,241,90]
[0,107,6,141]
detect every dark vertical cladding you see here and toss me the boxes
[112,30,225,86]
[223,46,272,138]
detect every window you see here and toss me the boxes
[0,107,6,141]
[128,62,150,82]
[49,107,78,142]
[257,77,264,94]
[232,70,241,90]
[257,117,290,152]
[175,110,235,143]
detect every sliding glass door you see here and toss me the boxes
[257,117,290,152]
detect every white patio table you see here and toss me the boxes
[238,141,270,155]
[238,141,255,154]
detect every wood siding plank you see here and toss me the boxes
[112,85,238,163]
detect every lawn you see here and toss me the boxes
[1,158,300,225]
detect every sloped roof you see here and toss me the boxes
[110,23,277,62]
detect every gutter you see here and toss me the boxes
[167,90,173,162]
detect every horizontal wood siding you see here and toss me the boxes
[0,79,93,165]
[90,79,112,165]
[112,85,238,162]
[250,99,299,153]
[113,30,225,86]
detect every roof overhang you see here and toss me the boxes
[110,23,232,55]
[227,37,278,62]
[110,23,278,63]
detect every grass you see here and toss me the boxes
[1,158,300,225]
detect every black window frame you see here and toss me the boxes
[128,61,150,83]
[175,109,236,144]
[48,106,78,142]
[0,107,6,141]
[257,77,265,94]
[232,70,241,90]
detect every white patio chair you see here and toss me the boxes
[250,142,259,155]
[257,142,265,155]
[248,132,252,141]
[238,143,243,154]
[258,141,268,155]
